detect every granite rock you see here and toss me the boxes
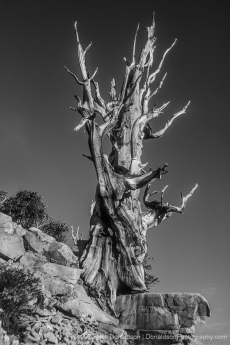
[58,284,119,326]
[0,233,25,260]
[0,213,13,234]
[115,292,210,331]
[20,251,81,297]
[24,227,78,266]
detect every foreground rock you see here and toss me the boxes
[116,292,210,330]
[1,309,127,345]
[19,251,118,326]
[24,228,78,266]
[20,251,82,296]
[57,284,119,326]
[115,292,210,344]
[0,233,25,261]
[0,211,211,344]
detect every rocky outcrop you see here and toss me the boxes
[0,219,120,328]
[0,233,25,261]
[0,308,127,345]
[24,228,78,266]
[0,213,27,236]
[115,293,210,344]
[57,284,119,326]
[115,292,210,330]
[20,251,82,297]
[0,212,211,345]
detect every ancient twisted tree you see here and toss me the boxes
[65,14,197,314]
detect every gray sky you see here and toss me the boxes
[1,1,229,342]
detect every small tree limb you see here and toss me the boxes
[91,80,107,110]
[149,101,190,139]
[148,39,177,85]
[149,72,167,101]
[64,66,83,85]
[132,23,140,64]
[71,226,79,245]
[166,184,198,214]
[125,163,168,190]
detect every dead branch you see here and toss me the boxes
[149,101,190,138]
[147,39,177,85]
[167,184,198,214]
[71,225,79,245]
[126,163,168,190]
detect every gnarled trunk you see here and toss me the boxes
[65,14,197,314]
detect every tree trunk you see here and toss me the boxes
[65,14,197,314]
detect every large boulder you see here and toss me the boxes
[46,241,78,266]
[20,251,82,297]
[58,284,119,326]
[115,292,210,331]
[20,251,47,269]
[0,212,13,234]
[0,233,25,260]
[38,262,81,285]
[24,227,78,266]
[24,228,56,253]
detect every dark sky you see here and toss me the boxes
[1,1,230,341]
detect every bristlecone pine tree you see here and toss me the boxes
[65,14,198,314]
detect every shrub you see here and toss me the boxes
[0,262,44,335]
[1,190,70,243]
[1,190,48,229]
[40,218,69,242]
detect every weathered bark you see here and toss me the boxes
[66,14,197,314]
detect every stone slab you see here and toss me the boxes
[58,284,119,326]
[0,233,25,260]
[115,293,210,331]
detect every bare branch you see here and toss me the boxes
[131,101,170,161]
[150,101,190,138]
[84,41,92,56]
[143,183,159,209]
[73,22,96,112]
[71,225,79,245]
[132,23,140,64]
[119,62,133,103]
[148,39,177,85]
[161,185,168,204]
[167,184,198,214]
[82,154,94,162]
[143,183,198,231]
[74,21,88,81]
[69,96,91,118]
[91,80,106,108]
[126,163,168,190]
[138,32,156,71]
[70,107,78,112]
[64,66,83,85]
[149,72,167,101]
[89,67,98,81]
[145,101,170,122]
[74,114,95,132]
[90,200,96,217]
